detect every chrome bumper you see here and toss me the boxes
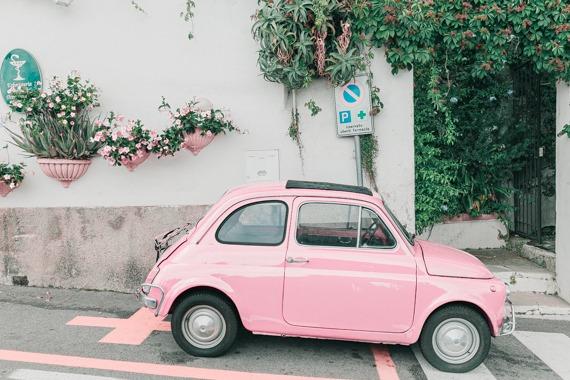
[499,297,516,336]
[137,283,165,316]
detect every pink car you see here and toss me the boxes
[139,180,514,373]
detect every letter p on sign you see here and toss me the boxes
[339,111,351,124]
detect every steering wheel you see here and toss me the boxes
[360,221,379,246]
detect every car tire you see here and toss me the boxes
[419,305,491,373]
[171,292,239,357]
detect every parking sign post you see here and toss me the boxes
[354,135,363,186]
[335,75,373,187]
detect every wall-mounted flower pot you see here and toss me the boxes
[443,213,498,223]
[0,182,16,197]
[121,151,150,172]
[37,158,91,188]
[183,129,215,155]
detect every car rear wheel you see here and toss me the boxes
[419,305,491,373]
[171,293,238,357]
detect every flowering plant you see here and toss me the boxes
[7,72,102,160]
[8,110,102,159]
[95,113,159,167]
[153,126,185,158]
[0,163,25,189]
[159,97,237,136]
[8,72,99,127]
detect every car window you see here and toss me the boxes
[359,208,397,248]
[296,203,359,247]
[216,201,287,245]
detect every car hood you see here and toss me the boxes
[417,239,493,279]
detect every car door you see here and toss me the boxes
[282,197,417,333]
[200,197,291,331]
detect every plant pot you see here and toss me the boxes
[37,158,91,188]
[121,150,150,172]
[443,213,498,223]
[183,129,215,155]
[0,182,16,197]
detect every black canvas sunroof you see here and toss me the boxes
[285,180,373,196]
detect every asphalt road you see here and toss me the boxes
[0,285,568,380]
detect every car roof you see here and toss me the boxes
[221,180,382,204]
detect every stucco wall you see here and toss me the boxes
[0,1,415,290]
[556,82,570,302]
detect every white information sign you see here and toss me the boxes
[334,75,373,137]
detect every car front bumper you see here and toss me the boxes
[137,283,165,316]
[499,297,515,336]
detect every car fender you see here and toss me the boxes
[158,276,239,318]
[410,279,505,341]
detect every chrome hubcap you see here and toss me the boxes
[181,305,226,349]
[432,318,480,364]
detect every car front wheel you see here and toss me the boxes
[171,293,238,357]
[419,305,491,373]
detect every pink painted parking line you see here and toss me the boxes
[0,349,345,380]
[67,308,171,345]
[371,345,400,380]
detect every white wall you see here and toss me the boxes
[0,0,415,228]
[556,81,570,302]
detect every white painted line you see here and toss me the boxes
[412,346,496,380]
[514,331,570,379]
[8,369,123,380]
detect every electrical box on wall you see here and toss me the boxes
[245,149,280,183]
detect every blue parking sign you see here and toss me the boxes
[339,111,351,124]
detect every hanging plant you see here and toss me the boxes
[158,97,238,156]
[181,0,196,40]
[252,0,368,154]
[6,72,102,187]
[0,162,25,197]
[95,113,160,171]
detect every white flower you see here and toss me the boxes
[9,183,16,189]
[62,120,68,125]
[3,175,11,180]
[55,96,61,103]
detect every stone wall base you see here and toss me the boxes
[0,206,209,293]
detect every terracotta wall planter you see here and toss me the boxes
[443,213,498,224]
[183,129,215,155]
[37,158,91,188]
[121,151,150,172]
[0,182,16,197]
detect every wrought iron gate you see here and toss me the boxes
[512,65,543,243]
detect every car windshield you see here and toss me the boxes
[384,204,415,245]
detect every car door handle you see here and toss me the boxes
[286,257,310,264]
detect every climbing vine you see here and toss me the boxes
[252,0,370,158]
[253,0,568,231]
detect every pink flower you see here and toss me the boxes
[205,130,213,137]
[116,115,125,122]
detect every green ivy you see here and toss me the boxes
[304,99,322,116]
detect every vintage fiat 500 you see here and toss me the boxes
[139,180,514,373]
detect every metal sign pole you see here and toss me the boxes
[354,135,363,186]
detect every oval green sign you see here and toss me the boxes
[0,49,42,105]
